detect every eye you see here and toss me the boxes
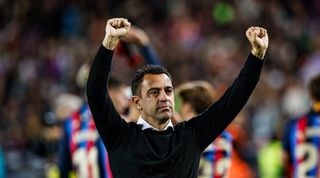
[165,88,173,95]
[150,90,159,96]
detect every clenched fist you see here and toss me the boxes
[103,18,131,50]
[246,27,269,60]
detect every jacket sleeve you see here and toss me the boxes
[189,53,264,150]
[86,45,128,150]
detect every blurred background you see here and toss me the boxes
[0,0,320,177]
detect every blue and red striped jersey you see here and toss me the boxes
[199,131,233,178]
[283,110,320,178]
[59,103,113,178]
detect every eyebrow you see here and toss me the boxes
[147,87,160,93]
[146,86,173,93]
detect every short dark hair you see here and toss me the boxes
[131,65,172,96]
[178,85,214,114]
[309,74,320,101]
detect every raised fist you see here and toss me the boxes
[246,27,269,59]
[103,18,131,50]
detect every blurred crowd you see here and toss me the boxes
[1,0,320,177]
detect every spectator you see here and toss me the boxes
[175,80,232,178]
[283,74,320,178]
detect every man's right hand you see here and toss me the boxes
[103,18,131,50]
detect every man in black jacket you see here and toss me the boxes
[86,18,269,178]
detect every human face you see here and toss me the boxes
[133,74,174,126]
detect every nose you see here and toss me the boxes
[159,90,169,102]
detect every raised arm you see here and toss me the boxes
[191,27,269,150]
[86,18,131,149]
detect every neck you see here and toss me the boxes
[143,116,170,130]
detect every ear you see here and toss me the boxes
[132,95,142,110]
[108,89,115,96]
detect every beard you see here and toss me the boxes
[156,109,173,124]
